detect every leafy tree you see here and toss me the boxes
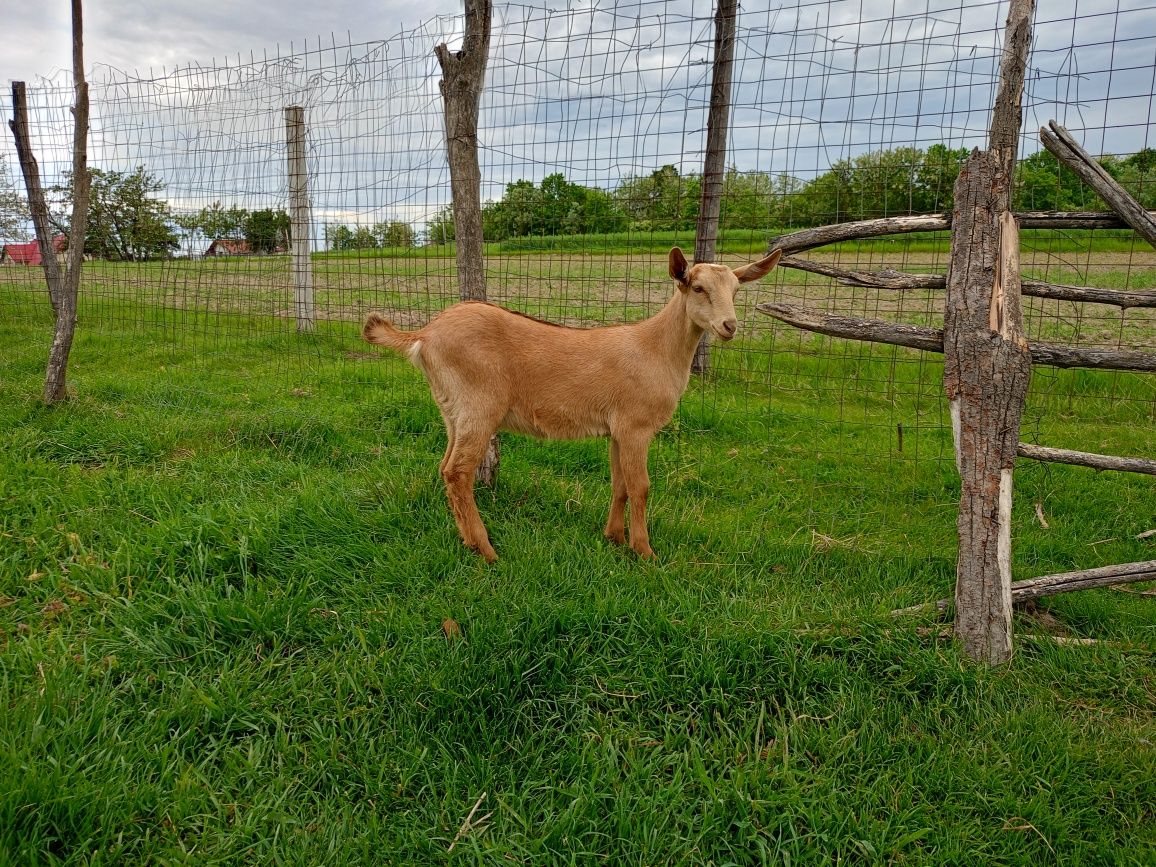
[244,208,291,254]
[481,174,627,240]
[1013,149,1103,212]
[764,172,807,228]
[914,144,969,213]
[719,168,778,230]
[51,166,178,260]
[1124,147,1156,175]
[0,156,30,242]
[426,205,456,244]
[1103,149,1156,210]
[326,224,354,251]
[792,158,854,226]
[614,165,699,231]
[326,224,390,251]
[350,226,378,249]
[845,146,925,219]
[180,201,248,239]
[374,220,415,248]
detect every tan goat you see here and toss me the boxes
[363,246,782,562]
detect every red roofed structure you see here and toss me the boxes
[0,235,68,266]
[204,238,252,257]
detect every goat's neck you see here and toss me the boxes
[643,289,705,370]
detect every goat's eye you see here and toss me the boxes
[692,286,704,294]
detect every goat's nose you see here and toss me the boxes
[722,319,738,337]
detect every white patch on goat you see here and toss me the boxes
[406,339,424,372]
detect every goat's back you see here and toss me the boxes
[413,302,683,440]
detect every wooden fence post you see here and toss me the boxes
[943,0,1036,664]
[435,0,491,304]
[285,105,315,333]
[436,0,499,486]
[691,0,738,375]
[8,0,90,404]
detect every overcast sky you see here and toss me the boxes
[3,0,1154,245]
[0,0,462,87]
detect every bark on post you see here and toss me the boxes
[691,0,738,375]
[943,0,1036,665]
[9,0,90,404]
[285,106,315,333]
[435,0,491,304]
[436,0,498,486]
[9,83,64,318]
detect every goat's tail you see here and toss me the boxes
[362,312,420,356]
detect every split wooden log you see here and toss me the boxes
[778,257,1156,309]
[1040,121,1156,249]
[755,303,944,352]
[1016,443,1156,476]
[754,303,1156,373]
[766,210,1156,257]
[892,560,1156,616]
[1017,210,1156,229]
[769,215,950,255]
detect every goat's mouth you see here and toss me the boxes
[713,326,737,341]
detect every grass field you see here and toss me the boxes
[1,248,1154,863]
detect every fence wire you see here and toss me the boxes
[1,0,1153,552]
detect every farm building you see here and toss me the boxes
[204,238,252,256]
[0,235,66,265]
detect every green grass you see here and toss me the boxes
[304,227,1154,258]
[1,290,1154,864]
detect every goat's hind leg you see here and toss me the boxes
[438,412,457,478]
[440,424,499,563]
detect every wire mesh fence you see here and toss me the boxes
[1,0,1153,551]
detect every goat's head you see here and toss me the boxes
[668,247,782,341]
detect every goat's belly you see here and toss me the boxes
[500,408,609,440]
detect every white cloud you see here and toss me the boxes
[3,0,1154,244]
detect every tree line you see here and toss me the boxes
[3,145,1154,258]
[0,162,295,260]
[428,145,1156,242]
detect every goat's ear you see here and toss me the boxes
[733,249,782,283]
[668,246,690,286]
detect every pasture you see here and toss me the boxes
[1,243,1154,863]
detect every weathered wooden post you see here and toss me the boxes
[435,0,491,304]
[691,0,739,375]
[943,0,1036,664]
[285,105,315,333]
[8,0,90,404]
[436,0,499,485]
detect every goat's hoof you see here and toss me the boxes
[603,529,626,546]
[477,544,499,564]
[632,544,656,560]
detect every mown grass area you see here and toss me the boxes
[310,227,1154,258]
[1,288,1155,864]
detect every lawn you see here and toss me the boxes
[0,259,1154,863]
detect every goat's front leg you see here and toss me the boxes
[616,432,655,559]
[441,426,499,563]
[604,437,628,545]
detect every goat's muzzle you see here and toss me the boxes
[717,319,738,340]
